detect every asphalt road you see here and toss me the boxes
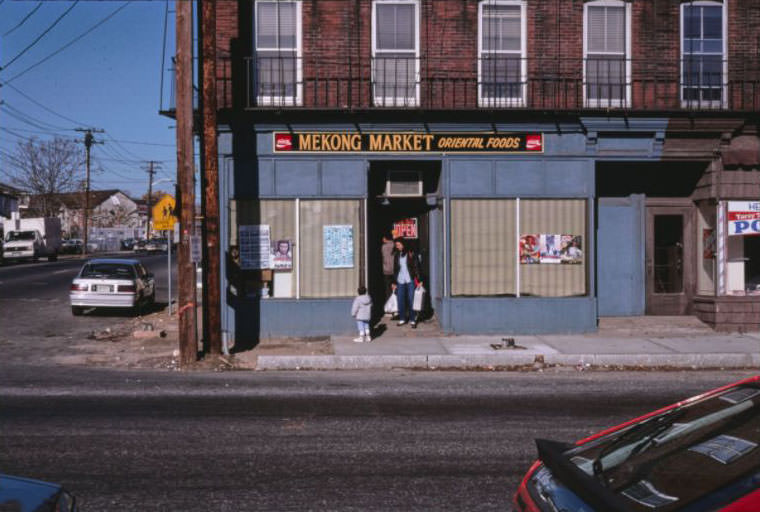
[0,252,177,362]
[1,368,755,511]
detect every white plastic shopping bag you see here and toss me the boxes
[412,285,425,312]
[384,293,398,314]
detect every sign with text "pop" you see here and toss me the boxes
[728,201,760,236]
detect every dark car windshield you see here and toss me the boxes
[6,231,36,241]
[81,263,135,279]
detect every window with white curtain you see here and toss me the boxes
[681,1,726,108]
[255,1,302,105]
[478,1,526,107]
[372,0,419,107]
[583,1,630,107]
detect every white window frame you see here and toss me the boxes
[254,0,303,106]
[371,0,420,107]
[680,0,728,109]
[582,0,632,108]
[477,0,527,107]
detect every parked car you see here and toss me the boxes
[120,237,136,251]
[145,237,168,253]
[513,376,760,512]
[61,238,83,254]
[70,258,155,316]
[132,239,147,253]
[0,473,78,511]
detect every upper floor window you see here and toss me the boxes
[372,0,419,107]
[478,0,527,107]
[583,0,631,108]
[681,1,726,108]
[254,1,302,106]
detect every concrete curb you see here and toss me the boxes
[254,352,760,371]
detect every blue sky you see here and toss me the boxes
[0,0,180,198]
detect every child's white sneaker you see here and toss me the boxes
[363,334,371,343]
[353,336,364,343]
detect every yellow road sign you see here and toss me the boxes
[152,194,177,231]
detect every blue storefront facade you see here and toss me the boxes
[215,117,693,343]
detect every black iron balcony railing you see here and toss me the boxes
[160,55,760,114]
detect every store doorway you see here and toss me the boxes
[646,201,695,315]
[367,161,441,328]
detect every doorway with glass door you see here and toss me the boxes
[646,200,695,315]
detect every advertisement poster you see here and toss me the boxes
[393,218,418,239]
[271,239,293,270]
[323,225,354,269]
[521,234,583,264]
[727,201,760,236]
[559,235,583,264]
[539,234,562,263]
[519,234,540,264]
[703,229,715,259]
[239,224,271,270]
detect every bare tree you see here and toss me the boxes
[9,137,83,216]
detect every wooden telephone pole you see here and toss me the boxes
[175,0,197,367]
[75,128,104,254]
[199,0,222,355]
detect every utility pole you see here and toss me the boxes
[75,128,104,254]
[176,0,197,367]
[143,161,162,239]
[199,0,222,355]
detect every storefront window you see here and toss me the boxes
[519,199,587,297]
[697,203,716,295]
[451,198,588,297]
[299,200,361,298]
[451,199,516,296]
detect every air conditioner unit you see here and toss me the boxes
[385,171,423,197]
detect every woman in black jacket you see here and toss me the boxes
[392,238,422,327]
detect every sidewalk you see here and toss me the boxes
[250,316,760,371]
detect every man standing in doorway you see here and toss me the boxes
[381,232,395,304]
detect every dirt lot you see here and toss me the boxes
[53,307,333,371]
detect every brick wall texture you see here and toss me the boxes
[213,0,760,110]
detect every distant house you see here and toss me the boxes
[23,189,145,239]
[0,182,21,223]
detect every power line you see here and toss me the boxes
[1,1,131,85]
[0,1,79,71]
[3,82,88,126]
[1,102,72,131]
[3,2,44,37]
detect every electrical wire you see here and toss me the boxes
[0,1,79,71]
[1,102,72,131]
[3,82,89,126]
[3,2,44,37]
[1,1,131,85]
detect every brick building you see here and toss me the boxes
[175,0,760,341]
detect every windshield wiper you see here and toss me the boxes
[592,407,685,486]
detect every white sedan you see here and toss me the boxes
[70,258,155,316]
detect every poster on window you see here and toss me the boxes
[521,234,583,264]
[239,224,272,269]
[703,229,716,259]
[559,235,583,264]
[519,234,540,264]
[539,234,562,263]
[323,225,354,269]
[271,239,293,270]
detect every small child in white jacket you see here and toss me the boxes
[351,286,372,343]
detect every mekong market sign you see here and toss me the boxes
[273,132,543,153]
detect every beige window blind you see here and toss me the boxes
[451,199,516,296]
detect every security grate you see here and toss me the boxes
[689,434,758,465]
